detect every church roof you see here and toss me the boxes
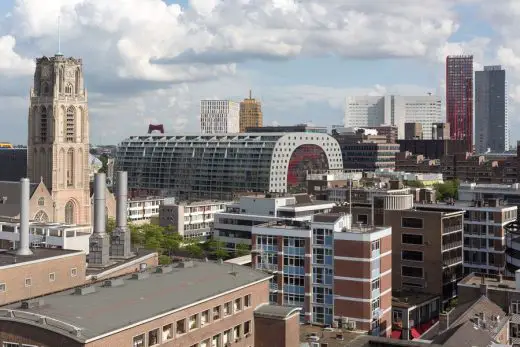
[0,181,39,217]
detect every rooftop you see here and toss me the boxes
[254,304,300,320]
[0,261,271,342]
[0,248,83,267]
[415,201,515,211]
[85,248,157,276]
[313,213,344,223]
[458,273,517,291]
[299,324,363,347]
[392,291,440,309]
[0,180,39,218]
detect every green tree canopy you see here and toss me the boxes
[235,243,251,257]
[434,179,459,201]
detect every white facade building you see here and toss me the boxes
[344,95,443,139]
[0,221,91,254]
[213,194,335,251]
[159,200,232,240]
[200,100,240,134]
[127,196,165,225]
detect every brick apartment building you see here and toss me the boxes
[251,213,392,336]
[0,261,275,347]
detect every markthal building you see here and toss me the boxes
[116,133,343,200]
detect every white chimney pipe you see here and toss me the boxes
[16,178,33,256]
[93,173,106,234]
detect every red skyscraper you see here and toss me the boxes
[446,55,474,152]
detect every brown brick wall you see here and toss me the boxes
[334,280,370,299]
[334,260,370,278]
[0,279,269,347]
[334,239,370,259]
[334,299,370,321]
[0,253,86,306]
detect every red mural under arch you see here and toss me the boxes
[286,144,329,189]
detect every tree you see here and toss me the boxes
[405,180,424,188]
[207,239,229,260]
[98,154,109,174]
[159,255,172,265]
[235,243,250,257]
[163,232,182,256]
[106,217,116,234]
[186,243,203,258]
[434,179,459,200]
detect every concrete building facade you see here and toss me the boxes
[344,95,443,140]
[116,133,343,200]
[475,65,508,153]
[200,100,240,134]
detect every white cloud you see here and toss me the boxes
[0,35,34,75]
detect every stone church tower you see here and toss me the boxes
[27,54,91,225]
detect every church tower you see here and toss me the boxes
[27,54,91,225]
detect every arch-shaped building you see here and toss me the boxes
[116,133,344,200]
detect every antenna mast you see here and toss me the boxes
[57,15,62,55]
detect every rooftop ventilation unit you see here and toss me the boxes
[20,299,45,309]
[103,278,125,287]
[74,286,96,296]
[155,265,173,274]
[132,272,150,280]
[178,260,194,268]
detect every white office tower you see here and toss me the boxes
[344,95,443,139]
[200,100,240,134]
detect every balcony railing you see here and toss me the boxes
[443,225,463,234]
[256,263,279,272]
[269,283,279,291]
[252,245,278,253]
[442,241,462,251]
[442,257,462,267]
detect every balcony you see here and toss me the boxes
[442,241,462,251]
[284,285,305,295]
[269,282,279,291]
[443,225,463,234]
[283,247,305,256]
[442,257,462,267]
[284,266,305,276]
[252,245,278,253]
[256,263,279,272]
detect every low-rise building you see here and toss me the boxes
[214,194,335,251]
[251,214,392,337]
[0,221,91,254]
[416,200,517,275]
[0,260,271,347]
[159,200,231,240]
[127,196,165,225]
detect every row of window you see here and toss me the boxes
[133,320,252,347]
[0,268,77,292]
[3,343,38,347]
[132,294,252,347]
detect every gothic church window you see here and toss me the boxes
[75,68,80,94]
[67,149,74,187]
[34,210,49,223]
[66,106,75,142]
[65,201,74,224]
[40,106,47,142]
[41,82,50,96]
[38,197,45,206]
[65,83,73,95]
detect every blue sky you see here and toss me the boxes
[0,0,519,145]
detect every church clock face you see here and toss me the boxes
[41,66,50,78]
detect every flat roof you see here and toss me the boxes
[300,324,363,347]
[392,291,440,309]
[254,304,300,319]
[459,273,517,291]
[313,213,343,223]
[415,202,516,211]
[0,248,83,267]
[1,261,271,342]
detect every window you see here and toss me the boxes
[65,200,75,224]
[371,278,380,291]
[402,266,423,278]
[512,323,520,338]
[223,329,232,344]
[200,339,210,347]
[402,250,423,262]
[212,334,222,347]
[25,277,32,287]
[148,328,159,346]
[234,298,242,311]
[357,214,368,224]
[393,310,403,323]
[65,106,75,142]
[224,301,232,316]
[162,323,173,341]
[176,318,186,334]
[38,197,45,206]
[189,314,198,330]
[201,309,209,326]
[402,234,423,245]
[512,300,520,314]
[244,320,251,335]
[3,343,19,347]
[40,106,48,142]
[233,324,241,340]
[402,217,423,229]
[71,268,77,277]
[213,305,221,320]
[371,240,380,251]
[49,272,55,282]
[65,82,73,94]
[133,334,145,347]
[0,283,5,292]
[244,294,251,308]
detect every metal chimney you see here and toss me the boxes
[110,171,133,258]
[93,173,106,234]
[89,173,110,266]
[116,171,128,228]
[16,178,33,256]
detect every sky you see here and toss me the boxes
[1,0,520,145]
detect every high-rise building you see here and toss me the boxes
[344,95,442,139]
[475,65,508,153]
[200,100,240,134]
[404,123,423,140]
[27,54,91,225]
[446,55,474,152]
[239,90,263,132]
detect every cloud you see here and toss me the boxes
[0,35,34,75]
